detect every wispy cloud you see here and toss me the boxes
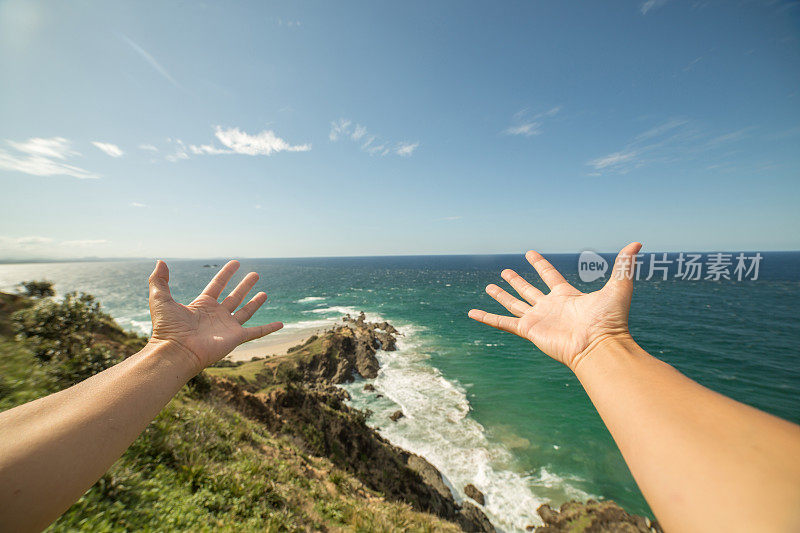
[329,119,419,157]
[91,141,124,157]
[640,0,669,15]
[139,144,158,152]
[0,235,108,257]
[62,239,108,247]
[165,138,190,162]
[130,202,147,208]
[587,118,751,175]
[503,106,561,137]
[0,137,99,179]
[274,18,302,28]
[395,142,419,157]
[120,34,180,88]
[329,119,351,141]
[188,126,311,157]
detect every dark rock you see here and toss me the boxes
[458,501,495,532]
[209,314,495,533]
[464,483,485,505]
[212,378,494,532]
[405,454,494,533]
[363,383,376,392]
[534,499,662,532]
[390,410,404,422]
[376,394,384,398]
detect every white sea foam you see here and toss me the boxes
[117,316,153,335]
[340,320,589,532]
[305,305,384,323]
[296,296,326,303]
[281,318,333,330]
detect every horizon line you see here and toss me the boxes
[1,249,798,265]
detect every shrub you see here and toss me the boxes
[19,280,55,298]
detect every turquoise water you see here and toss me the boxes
[1,253,798,531]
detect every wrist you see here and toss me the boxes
[570,331,639,376]
[142,338,203,379]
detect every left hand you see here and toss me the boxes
[147,260,282,372]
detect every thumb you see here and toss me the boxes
[148,260,173,302]
[603,242,643,296]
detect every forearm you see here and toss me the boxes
[0,340,197,532]
[574,335,800,533]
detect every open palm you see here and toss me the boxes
[147,260,282,372]
[468,242,641,371]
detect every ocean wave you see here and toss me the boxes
[296,296,326,303]
[305,305,385,323]
[339,323,585,532]
[117,316,153,336]
[281,318,334,330]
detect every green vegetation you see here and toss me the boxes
[19,280,55,298]
[0,286,460,532]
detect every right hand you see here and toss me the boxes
[468,242,642,371]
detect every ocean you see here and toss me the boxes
[1,252,798,531]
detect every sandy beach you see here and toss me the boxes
[225,326,326,362]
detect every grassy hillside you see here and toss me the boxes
[0,290,462,532]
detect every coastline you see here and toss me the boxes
[225,326,323,362]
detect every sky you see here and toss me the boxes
[0,0,799,260]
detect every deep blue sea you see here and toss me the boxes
[1,252,798,531]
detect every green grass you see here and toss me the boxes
[0,292,461,532]
[206,358,266,382]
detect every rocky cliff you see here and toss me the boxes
[207,312,495,532]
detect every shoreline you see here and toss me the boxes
[225,325,326,362]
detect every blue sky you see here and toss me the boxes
[1,0,798,259]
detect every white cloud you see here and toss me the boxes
[139,144,158,152]
[61,239,108,247]
[329,119,351,141]
[165,138,190,162]
[587,118,750,175]
[8,137,75,159]
[0,235,108,258]
[504,106,561,137]
[330,119,418,157]
[395,142,419,157]
[351,124,367,141]
[92,141,124,157]
[504,122,542,137]
[188,126,311,157]
[0,137,99,179]
[130,202,147,208]
[588,151,638,170]
[641,0,669,14]
[1,236,54,246]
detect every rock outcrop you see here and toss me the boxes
[275,314,394,384]
[210,313,494,532]
[464,483,485,505]
[532,500,662,532]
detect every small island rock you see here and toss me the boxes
[464,483,485,505]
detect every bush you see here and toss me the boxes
[11,292,120,386]
[12,292,106,362]
[19,280,55,298]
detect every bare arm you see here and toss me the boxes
[469,243,800,533]
[0,260,282,532]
